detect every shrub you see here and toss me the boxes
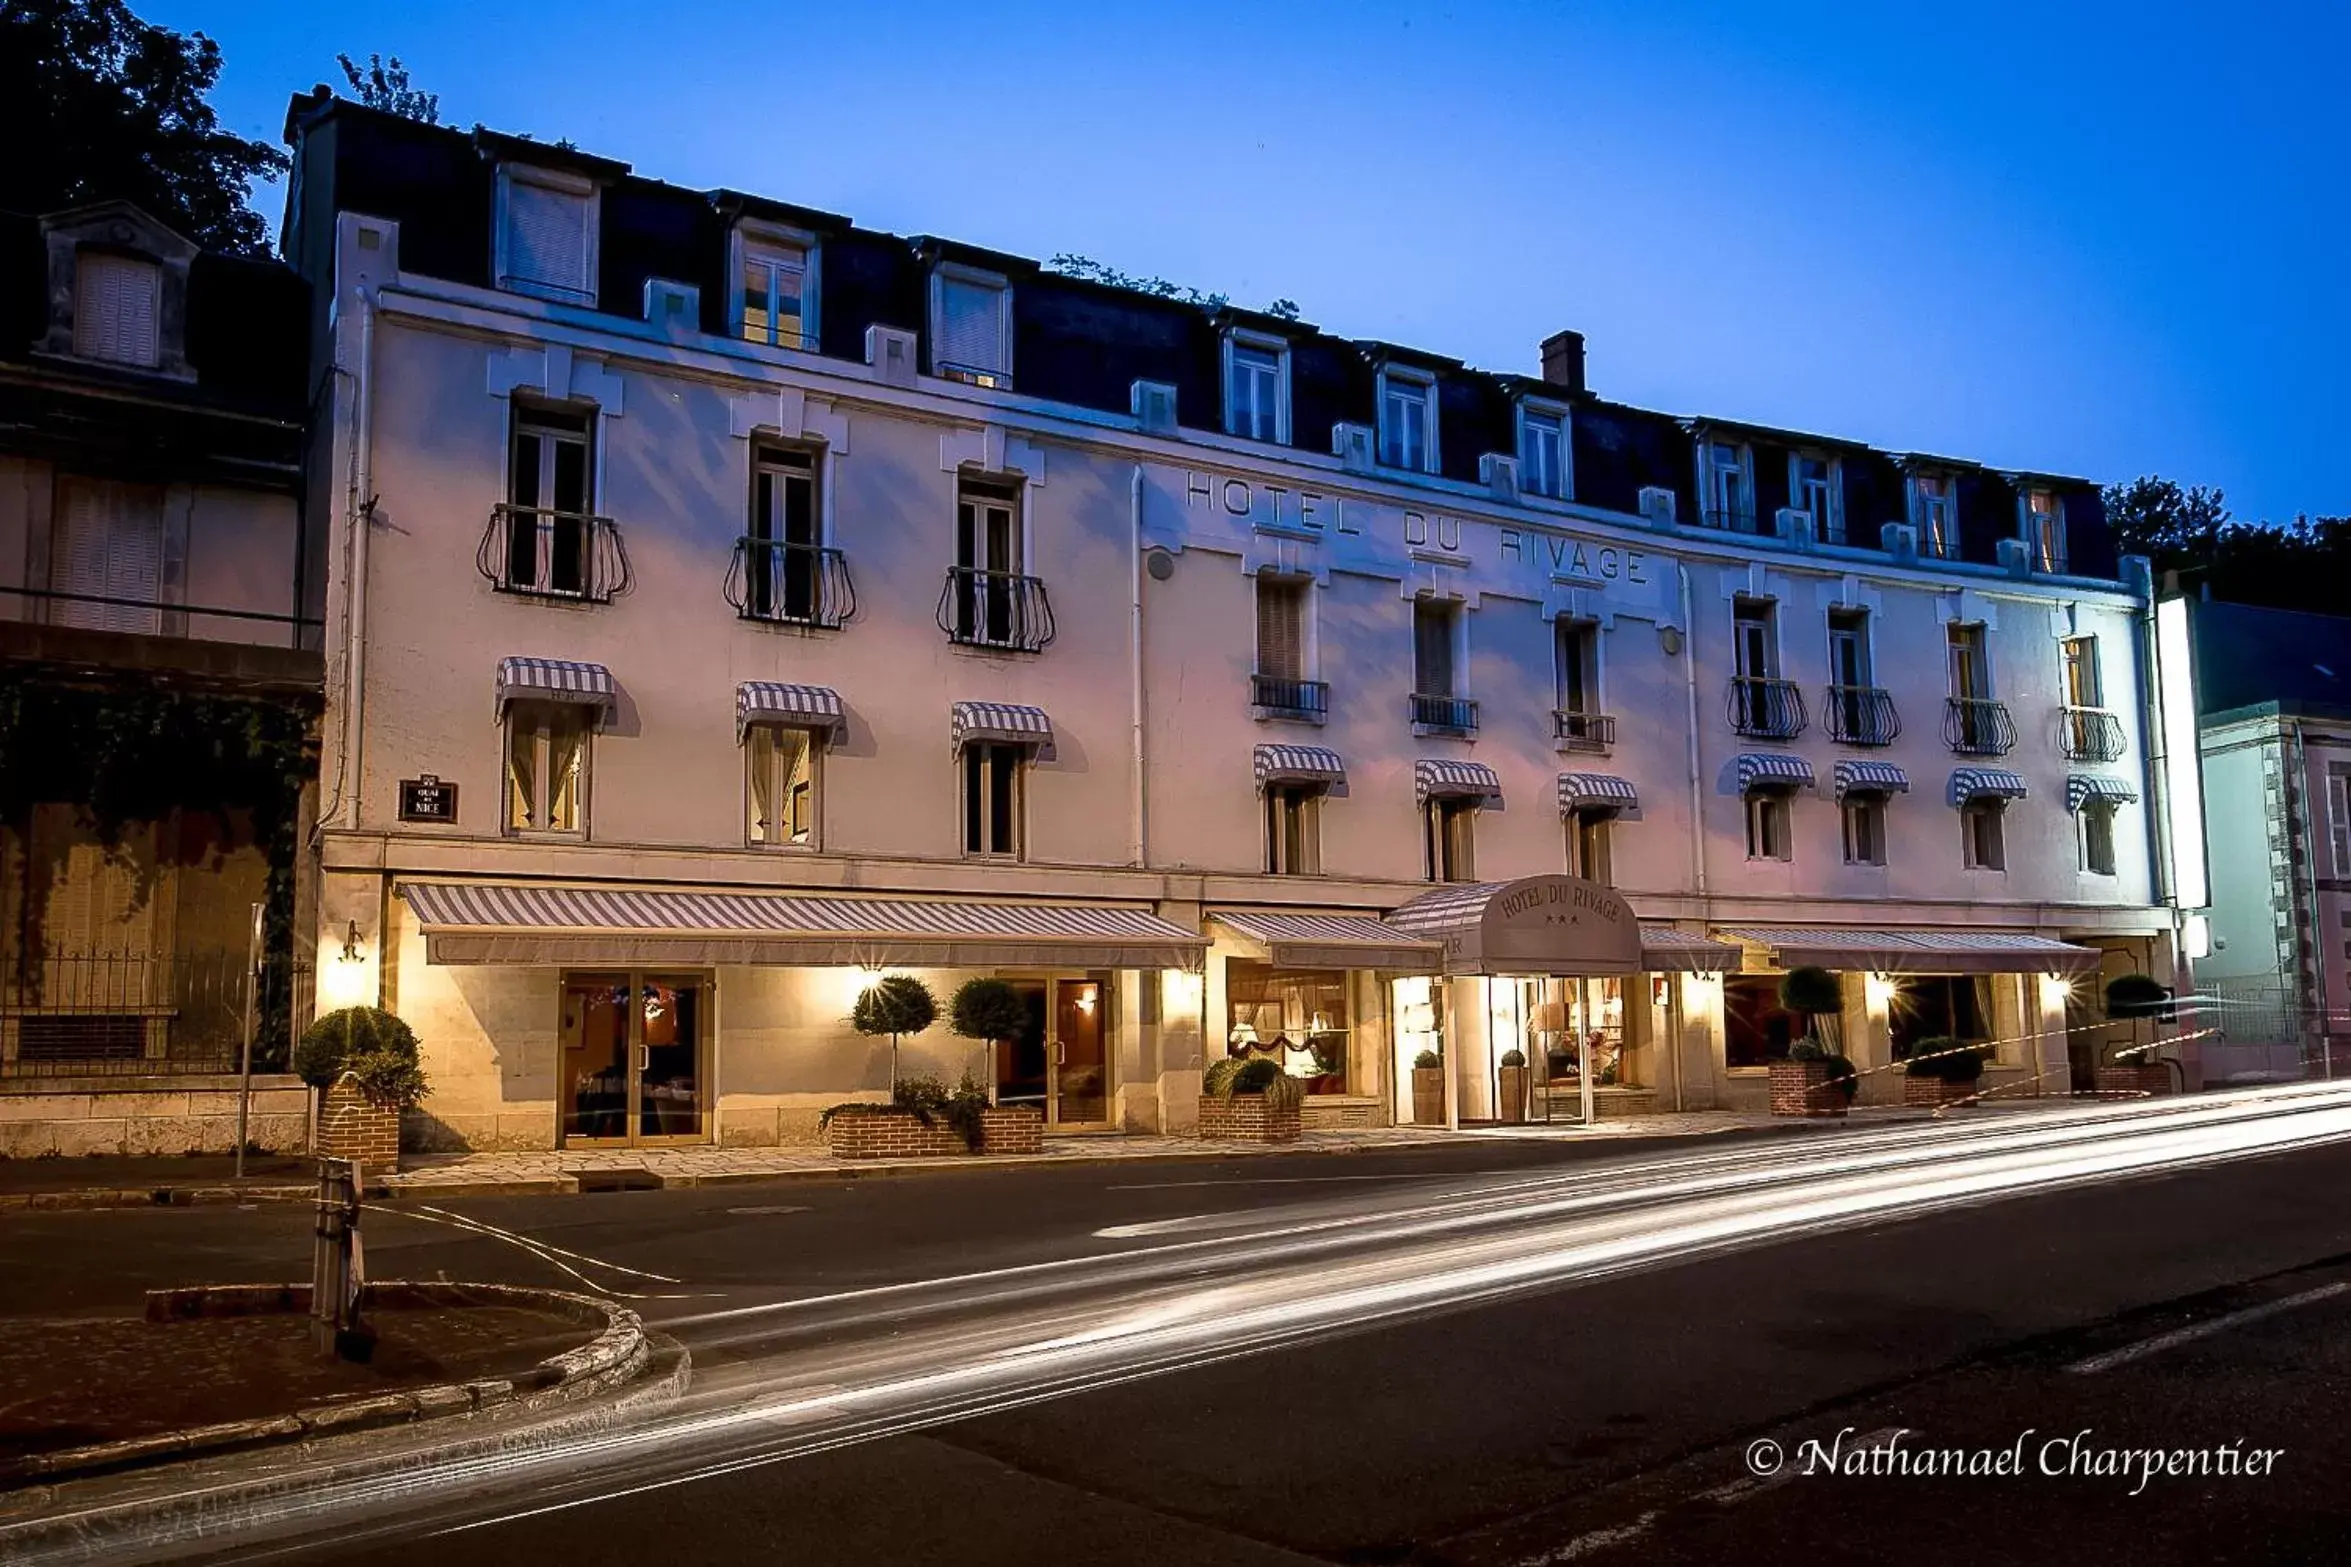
[1499,1048,1526,1067]
[295,1007,428,1109]
[1230,1057,1284,1094]
[1788,1037,1827,1062]
[1412,1048,1442,1071]
[1778,966,1844,1017]
[1821,1054,1861,1103]
[951,978,1031,1043]
[820,1073,993,1149]
[1203,1057,1242,1097]
[1902,1037,1987,1083]
[2104,973,2169,1020]
[852,975,937,1039]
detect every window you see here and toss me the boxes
[506,703,590,835]
[2331,769,2351,875]
[51,477,164,634]
[1555,619,1599,716]
[1378,369,1437,473]
[1887,976,1993,1059]
[1565,809,1613,885]
[932,269,1010,387]
[2080,801,2117,876]
[746,724,818,847]
[745,442,822,621]
[495,167,597,305]
[2061,635,2102,708]
[951,474,1025,645]
[1256,576,1307,681]
[1790,453,1842,543]
[1745,791,1792,861]
[1961,800,2006,871]
[1225,963,1356,1094]
[1225,335,1288,442]
[1518,405,1567,499]
[1910,473,1956,558]
[73,251,161,367]
[1841,794,1887,866]
[1413,598,1458,699]
[1947,623,1991,701]
[504,402,596,595]
[1733,596,1778,680]
[1703,441,1751,530]
[962,742,1023,857]
[740,239,813,350]
[1827,607,1871,689]
[1425,798,1478,882]
[2024,488,2067,572]
[1724,974,1803,1067]
[1264,785,1322,875]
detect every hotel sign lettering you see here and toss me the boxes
[1440,875,1642,977]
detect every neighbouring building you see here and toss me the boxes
[0,201,321,1154]
[279,92,2193,1152]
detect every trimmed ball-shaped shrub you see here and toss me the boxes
[295,1006,428,1110]
[2105,973,2169,1020]
[1203,1057,1243,1097]
[1412,1048,1442,1071]
[1230,1057,1285,1094]
[1902,1036,1988,1082]
[950,977,1032,1043]
[1821,1054,1861,1102]
[1779,966,1844,1017]
[852,975,938,1039]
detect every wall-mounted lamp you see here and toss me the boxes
[1659,625,1684,656]
[338,920,364,963]
[1864,970,1897,1010]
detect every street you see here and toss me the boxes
[5,1087,2350,1564]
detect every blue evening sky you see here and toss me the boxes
[160,1,2348,523]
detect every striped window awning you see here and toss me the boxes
[1209,909,1439,972]
[1415,758,1504,806]
[1950,767,2030,807]
[495,657,616,723]
[951,701,1054,751]
[1721,926,2100,975]
[1254,744,1347,790]
[736,682,846,741]
[2066,774,2141,813]
[1639,926,1744,974]
[397,881,1206,971]
[1558,773,1639,814]
[1734,753,1815,792]
[1832,760,1910,799]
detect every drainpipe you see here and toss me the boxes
[1128,464,1147,869]
[1678,563,1706,896]
[318,286,376,837]
[2289,718,2330,1077]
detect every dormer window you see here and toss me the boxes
[1790,452,1842,543]
[73,251,161,367]
[1224,330,1289,443]
[2023,487,2067,573]
[1517,401,1568,499]
[495,165,598,306]
[734,222,818,351]
[931,265,1011,388]
[1378,367,1438,473]
[1701,440,1752,531]
[1910,472,1957,558]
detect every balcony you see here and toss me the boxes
[1410,693,1479,735]
[1945,697,2018,757]
[1554,710,1617,753]
[1250,674,1329,722]
[1823,685,1901,747]
[937,566,1055,653]
[724,538,856,630]
[2061,706,2127,762]
[478,504,632,603]
[1700,506,1759,535]
[1727,677,1807,740]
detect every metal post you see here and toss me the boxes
[234,901,263,1181]
[312,1155,365,1357]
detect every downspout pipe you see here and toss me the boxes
[1678,563,1706,898]
[317,284,375,838]
[1128,465,1147,869]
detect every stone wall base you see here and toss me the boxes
[0,1076,310,1157]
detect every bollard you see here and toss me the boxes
[311,1156,370,1359]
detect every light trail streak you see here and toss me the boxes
[13,1082,2351,1567]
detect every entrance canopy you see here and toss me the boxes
[398,881,1206,970]
[1720,926,2101,976]
[1209,909,1441,972]
[1385,875,1641,976]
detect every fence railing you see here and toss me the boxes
[0,584,320,649]
[1727,676,1807,740]
[0,951,300,1077]
[1554,710,1617,752]
[1944,697,2017,757]
[1410,693,1479,734]
[723,538,856,629]
[936,567,1055,652]
[1824,685,1900,746]
[477,505,633,603]
[1250,674,1329,719]
[2060,706,2127,762]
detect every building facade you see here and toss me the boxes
[282,94,2187,1151]
[0,200,320,1154]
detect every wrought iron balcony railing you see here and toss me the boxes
[1823,685,1901,747]
[1554,710,1617,752]
[1945,697,2018,757]
[478,504,632,603]
[1727,676,1807,740]
[724,538,856,629]
[1700,506,1759,534]
[1250,674,1329,719]
[1410,693,1479,735]
[2060,706,2127,762]
[937,566,1055,652]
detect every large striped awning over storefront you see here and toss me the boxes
[1638,926,1745,974]
[397,882,1207,970]
[1414,758,1505,806]
[1720,926,2101,975]
[736,682,846,741]
[1209,910,1440,972]
[1253,744,1348,790]
[494,658,616,723]
[1734,753,1815,791]
[950,701,1054,752]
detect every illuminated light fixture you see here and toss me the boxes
[1076,990,1098,1014]
[2153,596,2208,911]
[338,920,363,963]
[1864,971,1897,1010]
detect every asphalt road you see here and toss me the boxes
[7,1093,2351,1566]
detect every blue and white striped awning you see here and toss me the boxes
[1415,758,1505,806]
[2066,774,2141,813]
[1253,744,1347,789]
[1558,773,1640,814]
[494,657,616,723]
[736,682,845,741]
[398,880,1206,970]
[1832,760,1910,799]
[1734,753,1815,791]
[951,701,1054,751]
[1950,767,2030,807]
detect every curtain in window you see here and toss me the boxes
[504,180,591,298]
[1256,580,1303,679]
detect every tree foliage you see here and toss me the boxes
[2105,474,2351,615]
[0,0,285,254]
[850,974,937,1040]
[337,51,438,123]
[1048,253,1300,320]
[296,1006,428,1108]
[949,977,1031,1044]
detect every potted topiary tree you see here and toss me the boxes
[851,974,938,1095]
[1900,1035,1987,1107]
[950,978,1032,1099]
[2099,973,2172,1096]
[1497,1048,1528,1124]
[295,1006,429,1171]
[1779,966,1845,1053]
[1197,1056,1304,1143]
[1411,1048,1445,1125]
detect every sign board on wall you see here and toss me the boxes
[398,775,459,824]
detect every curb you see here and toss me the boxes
[0,1185,313,1214]
[0,1281,646,1487]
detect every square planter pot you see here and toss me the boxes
[1196,1094,1302,1143]
[317,1078,403,1171]
[827,1105,1044,1159]
[1496,1063,1528,1124]
[1411,1066,1446,1126]
[1903,1074,1979,1108]
[1768,1059,1849,1118]
[2093,1063,2172,1097]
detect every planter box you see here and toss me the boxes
[1411,1066,1446,1126]
[2094,1063,2172,1097]
[1497,1063,1528,1124]
[827,1105,1044,1160]
[1903,1074,1979,1108]
[1196,1094,1302,1143]
[1768,1059,1848,1118]
[317,1078,402,1171]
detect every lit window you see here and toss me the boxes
[746,724,819,847]
[1379,369,1437,472]
[73,251,161,367]
[1425,798,1478,882]
[933,269,1011,387]
[1566,809,1613,885]
[2025,488,2067,572]
[1961,800,2006,871]
[1910,473,1956,558]
[740,241,813,350]
[506,703,590,835]
[962,742,1024,857]
[1745,790,1792,861]
[1841,794,1887,866]
[1518,405,1567,499]
[1264,785,1322,875]
[1226,335,1288,442]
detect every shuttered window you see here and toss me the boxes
[1255,577,1305,680]
[499,173,595,303]
[1413,599,1455,698]
[73,252,161,367]
[935,275,1009,385]
[53,479,164,634]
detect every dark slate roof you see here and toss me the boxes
[2193,600,2351,721]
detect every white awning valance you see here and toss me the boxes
[1832,760,1909,798]
[1639,926,1745,973]
[1950,767,2030,806]
[737,682,846,741]
[2066,774,2140,813]
[1558,773,1640,814]
[952,701,1054,751]
[1735,753,1815,791]
[1415,758,1504,806]
[1209,910,1440,972]
[494,657,616,723]
[1253,744,1347,790]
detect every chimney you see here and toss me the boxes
[1539,330,1586,395]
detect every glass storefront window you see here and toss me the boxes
[1518,976,1637,1089]
[1226,962,1355,1094]
[1724,974,1798,1067]
[1888,975,1995,1057]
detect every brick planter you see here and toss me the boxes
[1196,1094,1303,1143]
[2094,1063,2172,1097]
[316,1077,402,1171]
[1768,1059,1848,1118]
[1903,1074,1979,1108]
[826,1105,1043,1160]
[1497,1064,1528,1124]
[1411,1066,1446,1126]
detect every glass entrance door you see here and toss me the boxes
[1052,978,1110,1126]
[560,972,707,1146]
